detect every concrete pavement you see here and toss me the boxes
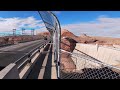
[0,39,47,67]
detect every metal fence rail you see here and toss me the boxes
[14,40,50,73]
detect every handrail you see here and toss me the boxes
[14,40,49,63]
[14,40,45,63]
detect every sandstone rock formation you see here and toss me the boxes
[37,29,120,72]
[60,29,78,72]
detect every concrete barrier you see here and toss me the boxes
[73,43,120,67]
[0,43,49,79]
[19,44,48,79]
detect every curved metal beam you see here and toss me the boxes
[38,11,61,79]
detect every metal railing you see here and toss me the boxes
[0,11,60,79]
[14,40,50,73]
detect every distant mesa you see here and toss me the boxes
[61,29,78,40]
[0,35,44,45]
[38,28,120,46]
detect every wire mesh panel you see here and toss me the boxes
[38,11,56,32]
[60,49,120,79]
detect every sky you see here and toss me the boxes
[0,11,120,38]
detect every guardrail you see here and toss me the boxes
[0,39,51,79]
[14,40,50,73]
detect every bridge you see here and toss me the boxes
[0,11,120,79]
[0,11,60,79]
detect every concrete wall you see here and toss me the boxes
[73,43,120,68]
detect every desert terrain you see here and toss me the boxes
[37,29,120,72]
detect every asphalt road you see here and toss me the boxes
[0,39,47,67]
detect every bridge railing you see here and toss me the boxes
[14,40,50,73]
[0,39,51,79]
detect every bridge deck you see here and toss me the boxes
[0,39,46,67]
[26,44,57,79]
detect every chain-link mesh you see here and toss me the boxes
[60,49,120,79]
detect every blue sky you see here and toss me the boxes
[0,11,120,37]
[0,11,40,19]
[57,11,120,24]
[1,11,120,25]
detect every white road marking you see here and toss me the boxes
[38,45,51,79]
[0,40,43,51]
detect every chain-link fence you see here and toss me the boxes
[60,49,120,79]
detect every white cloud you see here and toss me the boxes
[35,27,48,35]
[0,16,46,35]
[1,15,120,38]
[62,16,120,38]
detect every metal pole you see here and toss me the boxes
[50,12,61,79]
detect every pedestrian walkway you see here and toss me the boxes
[26,43,57,79]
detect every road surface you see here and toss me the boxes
[0,39,47,67]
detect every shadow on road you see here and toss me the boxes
[43,45,52,79]
[0,66,5,71]
[26,44,50,79]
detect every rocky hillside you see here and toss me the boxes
[0,35,44,45]
[61,29,78,52]
[76,34,120,46]
[60,29,120,72]
[38,29,120,72]
[61,29,78,72]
